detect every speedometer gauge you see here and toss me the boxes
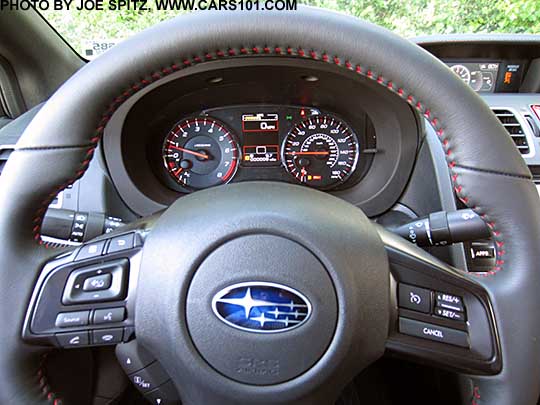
[162,117,239,190]
[282,115,359,189]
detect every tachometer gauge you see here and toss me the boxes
[282,115,359,189]
[162,117,240,190]
[450,64,471,85]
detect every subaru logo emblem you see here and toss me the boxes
[212,282,312,333]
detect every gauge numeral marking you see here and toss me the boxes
[282,115,359,189]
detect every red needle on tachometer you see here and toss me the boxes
[169,145,209,160]
[286,151,330,156]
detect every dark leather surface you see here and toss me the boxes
[0,149,87,404]
[451,166,540,405]
[1,6,539,404]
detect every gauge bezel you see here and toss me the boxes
[107,57,419,217]
[281,114,360,190]
[161,116,240,193]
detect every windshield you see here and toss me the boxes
[41,0,540,59]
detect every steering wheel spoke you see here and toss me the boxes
[377,226,501,375]
[22,226,148,350]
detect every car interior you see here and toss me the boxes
[1,6,540,405]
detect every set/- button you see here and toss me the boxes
[435,307,466,321]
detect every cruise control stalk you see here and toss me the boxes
[42,208,124,243]
[391,209,490,247]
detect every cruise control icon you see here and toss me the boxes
[212,282,312,333]
[409,292,422,305]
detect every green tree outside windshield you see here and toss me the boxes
[41,0,540,56]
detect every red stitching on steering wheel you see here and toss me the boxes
[37,352,63,405]
[471,385,481,405]
[31,46,504,276]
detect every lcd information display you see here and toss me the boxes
[241,113,280,166]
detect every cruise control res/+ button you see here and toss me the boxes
[436,292,464,312]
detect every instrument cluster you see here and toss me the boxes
[160,105,374,192]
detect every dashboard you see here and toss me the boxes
[159,105,373,193]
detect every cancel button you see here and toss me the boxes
[399,317,469,348]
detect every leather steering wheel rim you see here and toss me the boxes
[1,6,540,404]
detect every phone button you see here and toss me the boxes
[56,331,89,348]
[92,328,124,345]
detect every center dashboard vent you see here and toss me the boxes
[491,108,532,156]
[0,145,14,177]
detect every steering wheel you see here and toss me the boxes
[2,7,540,405]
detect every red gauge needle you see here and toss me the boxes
[300,167,308,181]
[173,167,183,177]
[286,151,330,156]
[169,145,209,160]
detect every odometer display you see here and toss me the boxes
[162,117,239,190]
[282,115,359,189]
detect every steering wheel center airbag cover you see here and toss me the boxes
[188,234,336,385]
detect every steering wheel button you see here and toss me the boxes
[62,259,129,305]
[399,317,469,348]
[145,381,180,404]
[107,233,135,254]
[75,240,107,261]
[92,328,124,345]
[435,292,464,312]
[55,311,90,328]
[435,307,466,321]
[93,307,125,324]
[116,340,156,374]
[83,273,112,292]
[129,362,170,393]
[398,284,431,313]
[56,331,89,348]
